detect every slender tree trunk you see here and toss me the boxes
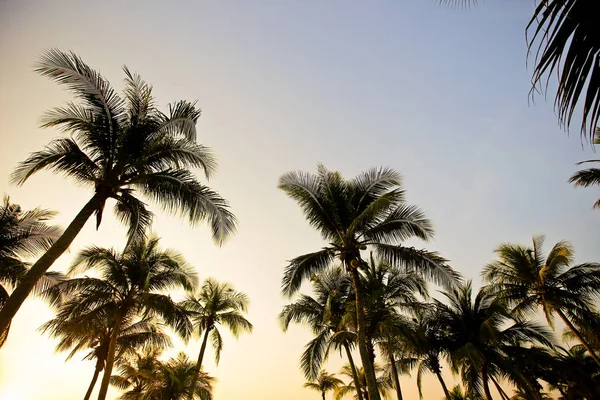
[322,391,326,400]
[83,359,103,400]
[388,352,403,400]
[490,376,509,400]
[556,308,600,367]
[189,326,212,399]
[481,363,493,400]
[350,266,381,400]
[343,342,365,400]
[0,192,106,334]
[97,309,125,400]
[435,371,452,400]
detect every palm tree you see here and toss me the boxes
[180,278,252,396]
[437,282,552,400]
[45,235,197,400]
[336,364,392,400]
[111,350,215,400]
[280,267,365,400]
[304,370,344,400]
[0,49,237,334]
[483,236,600,366]
[446,385,472,400]
[360,257,428,400]
[400,308,453,400]
[0,196,63,346]
[279,165,458,400]
[569,128,600,207]
[40,296,172,400]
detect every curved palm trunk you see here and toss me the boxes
[0,192,106,333]
[321,391,326,400]
[388,352,403,400]
[435,371,451,400]
[481,363,493,400]
[84,358,104,400]
[97,310,125,400]
[343,342,365,400]
[556,308,600,367]
[189,326,211,399]
[350,266,381,400]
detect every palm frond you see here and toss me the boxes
[282,249,334,297]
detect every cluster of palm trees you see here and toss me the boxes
[2,43,600,400]
[278,166,600,400]
[0,50,252,400]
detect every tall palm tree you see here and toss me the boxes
[45,235,197,400]
[279,165,458,400]
[0,196,63,346]
[483,236,600,366]
[180,278,252,396]
[40,296,172,400]
[336,364,392,400]
[111,350,215,400]
[280,267,365,400]
[0,49,237,334]
[304,370,344,400]
[360,257,428,400]
[438,282,552,400]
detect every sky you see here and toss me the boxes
[1,0,599,399]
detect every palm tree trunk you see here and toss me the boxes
[388,352,403,400]
[556,308,600,367]
[435,371,452,400]
[83,359,103,400]
[343,342,365,400]
[0,192,106,334]
[189,326,211,399]
[97,309,125,400]
[481,363,493,400]
[322,391,326,400]
[350,266,381,400]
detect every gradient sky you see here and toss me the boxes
[1,1,599,399]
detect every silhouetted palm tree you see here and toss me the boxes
[483,236,600,366]
[279,165,458,400]
[437,282,552,400]
[0,196,62,346]
[280,267,365,400]
[45,235,196,400]
[180,278,252,396]
[360,257,428,400]
[112,350,214,400]
[336,364,392,400]
[304,370,344,400]
[0,49,237,334]
[40,298,171,400]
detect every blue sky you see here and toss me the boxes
[0,1,599,399]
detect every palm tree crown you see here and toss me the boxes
[0,49,237,335]
[483,236,600,366]
[279,164,458,400]
[303,370,344,400]
[46,235,197,400]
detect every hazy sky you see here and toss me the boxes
[1,1,599,399]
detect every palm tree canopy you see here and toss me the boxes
[180,278,252,364]
[482,235,600,326]
[569,129,600,208]
[112,350,215,400]
[303,370,344,394]
[279,165,458,296]
[279,267,355,380]
[0,196,63,346]
[45,235,197,340]
[12,49,236,243]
